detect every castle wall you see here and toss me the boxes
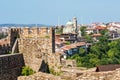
[18,38,54,72]
[1,27,59,73]
[18,72,61,80]
[18,36,60,73]
[0,27,60,80]
[18,67,120,80]
[9,28,21,50]
[0,53,24,80]
[20,27,52,38]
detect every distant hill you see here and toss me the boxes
[0,24,51,27]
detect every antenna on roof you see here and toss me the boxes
[80,16,83,26]
[58,16,60,27]
[36,24,37,27]
[90,18,93,24]
[36,23,38,38]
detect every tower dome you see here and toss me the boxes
[66,21,73,25]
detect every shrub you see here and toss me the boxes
[49,68,61,76]
[65,41,70,45]
[21,66,35,76]
[45,36,50,38]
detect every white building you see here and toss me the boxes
[63,17,81,37]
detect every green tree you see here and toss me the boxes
[80,26,87,36]
[108,41,117,48]
[67,38,120,68]
[89,58,100,67]
[100,29,108,36]
[85,34,93,43]
[79,47,86,56]
[65,41,71,45]
[90,44,101,56]
[100,58,109,65]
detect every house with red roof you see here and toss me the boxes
[86,26,107,35]
[60,42,86,56]
[95,26,106,34]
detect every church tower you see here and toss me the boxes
[73,17,77,33]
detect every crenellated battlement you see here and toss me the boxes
[0,26,61,79]
[8,27,55,39]
[20,27,53,38]
[9,27,54,37]
[8,27,55,53]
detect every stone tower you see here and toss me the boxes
[73,17,77,33]
[9,28,21,52]
[50,27,55,53]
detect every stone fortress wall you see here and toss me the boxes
[0,27,61,80]
[20,27,52,38]
[9,27,55,51]
[0,27,55,54]
[10,27,60,72]
[18,38,53,72]
[16,27,56,72]
[18,68,120,80]
[0,53,24,80]
[12,27,53,38]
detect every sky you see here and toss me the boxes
[0,0,120,25]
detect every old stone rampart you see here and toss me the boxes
[18,72,61,80]
[18,37,58,72]
[76,68,120,80]
[18,68,120,80]
[0,53,24,80]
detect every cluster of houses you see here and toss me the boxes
[86,23,120,41]
[55,17,85,59]
[55,33,87,59]
[55,18,120,60]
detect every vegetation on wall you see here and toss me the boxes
[21,66,36,76]
[45,35,50,38]
[49,68,62,76]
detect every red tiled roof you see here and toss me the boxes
[92,34,101,37]
[75,42,86,46]
[0,38,10,46]
[61,45,73,51]
[61,42,86,51]
[96,64,120,72]
[70,44,77,48]
[86,28,96,30]
[71,32,77,34]
[95,26,106,30]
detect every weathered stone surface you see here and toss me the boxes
[0,27,61,80]
[61,60,76,67]
[76,68,120,80]
[18,72,61,80]
[0,53,24,80]
[18,38,60,72]
[18,68,120,80]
